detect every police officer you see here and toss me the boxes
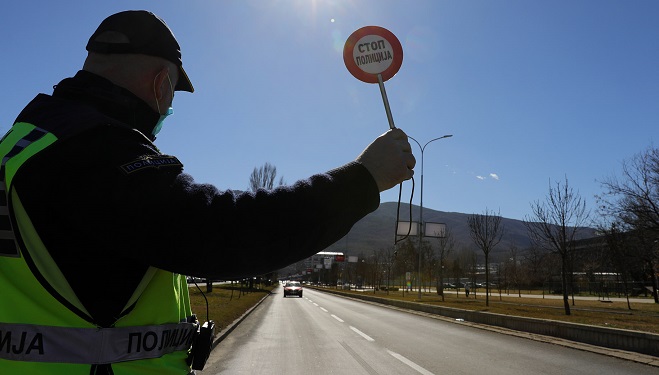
[0,10,415,374]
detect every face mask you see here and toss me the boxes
[153,73,174,137]
[153,106,173,136]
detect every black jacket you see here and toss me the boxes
[11,70,379,326]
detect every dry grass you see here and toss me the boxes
[336,288,659,334]
[188,285,274,330]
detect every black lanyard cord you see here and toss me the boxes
[193,280,210,323]
[394,176,415,245]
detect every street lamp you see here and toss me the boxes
[409,134,453,299]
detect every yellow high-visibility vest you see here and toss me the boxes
[0,122,196,374]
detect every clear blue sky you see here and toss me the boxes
[2,1,657,221]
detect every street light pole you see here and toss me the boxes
[409,135,453,299]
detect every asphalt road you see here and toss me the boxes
[198,286,656,375]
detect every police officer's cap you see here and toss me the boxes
[86,10,194,93]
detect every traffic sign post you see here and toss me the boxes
[377,73,396,130]
[344,26,403,129]
[344,26,412,249]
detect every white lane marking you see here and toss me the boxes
[331,314,344,323]
[313,302,319,306]
[387,350,435,375]
[320,307,328,312]
[349,326,374,342]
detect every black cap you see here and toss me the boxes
[86,10,194,93]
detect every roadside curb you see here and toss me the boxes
[312,287,659,368]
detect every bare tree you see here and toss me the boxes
[598,145,659,234]
[369,249,382,293]
[466,249,478,299]
[247,162,285,288]
[507,243,522,297]
[598,223,634,309]
[421,239,434,293]
[597,145,659,302]
[435,227,455,301]
[451,256,463,297]
[395,237,417,294]
[525,177,589,315]
[468,208,504,306]
[523,245,549,292]
[249,162,285,192]
[379,246,397,294]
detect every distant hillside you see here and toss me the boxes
[322,202,596,260]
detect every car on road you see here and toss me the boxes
[283,281,303,298]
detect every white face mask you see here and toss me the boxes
[153,72,174,137]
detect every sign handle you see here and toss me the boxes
[377,73,396,129]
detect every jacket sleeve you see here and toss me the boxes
[136,161,380,278]
[18,124,380,279]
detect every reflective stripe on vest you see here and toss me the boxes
[0,322,198,364]
[0,123,54,257]
[0,182,18,256]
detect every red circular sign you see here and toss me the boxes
[343,26,403,84]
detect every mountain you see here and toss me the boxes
[322,202,596,260]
